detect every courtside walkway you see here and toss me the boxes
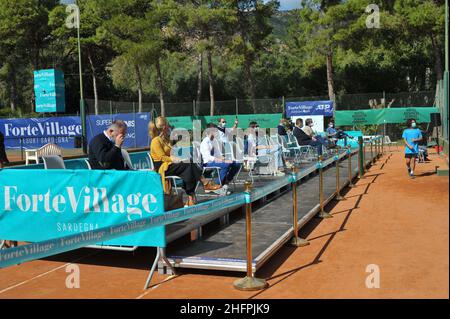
[0,151,448,299]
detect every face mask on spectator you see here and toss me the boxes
[412,122,417,128]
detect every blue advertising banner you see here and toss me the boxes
[86,112,151,149]
[0,169,166,247]
[286,101,334,117]
[34,69,65,113]
[0,112,151,150]
[0,116,81,150]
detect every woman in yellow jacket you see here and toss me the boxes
[149,117,221,206]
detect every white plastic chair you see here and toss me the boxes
[85,159,92,170]
[42,155,66,169]
[121,149,134,170]
[25,143,63,165]
[384,135,399,151]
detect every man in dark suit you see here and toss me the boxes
[293,118,323,156]
[277,118,289,137]
[293,118,311,145]
[88,120,128,170]
[0,130,9,169]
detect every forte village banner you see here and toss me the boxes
[0,169,167,247]
[0,112,151,150]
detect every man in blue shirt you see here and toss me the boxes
[402,119,422,179]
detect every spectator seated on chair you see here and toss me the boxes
[201,124,242,188]
[217,117,239,144]
[326,121,354,148]
[277,118,290,139]
[247,122,284,176]
[326,121,339,147]
[294,118,323,156]
[418,128,430,162]
[149,116,221,207]
[88,120,129,171]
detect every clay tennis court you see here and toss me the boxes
[0,150,448,299]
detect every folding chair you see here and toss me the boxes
[42,155,66,169]
[286,133,317,163]
[384,135,399,152]
[279,134,302,163]
[147,153,184,195]
[245,135,278,183]
[85,159,92,170]
[121,149,134,170]
[223,141,244,187]
[192,142,223,195]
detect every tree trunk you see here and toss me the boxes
[10,82,16,112]
[430,33,443,81]
[326,48,336,110]
[31,43,40,113]
[135,65,143,113]
[87,51,99,115]
[244,55,257,113]
[9,66,16,112]
[207,50,215,116]
[155,58,165,117]
[196,53,203,112]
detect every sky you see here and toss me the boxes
[62,0,302,11]
[278,0,301,11]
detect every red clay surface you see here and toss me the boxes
[0,150,448,299]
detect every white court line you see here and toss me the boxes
[0,251,99,295]
[135,275,176,299]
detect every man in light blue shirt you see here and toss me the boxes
[402,119,422,178]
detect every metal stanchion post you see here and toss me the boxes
[20,138,24,161]
[290,166,310,247]
[335,151,345,201]
[347,147,356,188]
[317,156,333,219]
[370,139,374,163]
[358,136,364,178]
[378,137,382,159]
[234,181,268,291]
[374,138,378,159]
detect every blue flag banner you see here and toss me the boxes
[286,101,334,117]
[34,69,66,113]
[0,169,166,247]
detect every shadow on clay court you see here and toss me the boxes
[39,161,387,287]
[248,172,380,299]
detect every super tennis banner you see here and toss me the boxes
[0,169,166,247]
[86,112,151,149]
